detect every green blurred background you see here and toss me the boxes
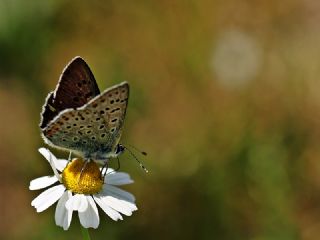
[0,0,319,239]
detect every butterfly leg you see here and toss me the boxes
[67,151,72,165]
[105,157,121,177]
[65,151,73,168]
[100,160,109,179]
[114,157,121,172]
[78,159,89,182]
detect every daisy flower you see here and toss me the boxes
[30,148,137,230]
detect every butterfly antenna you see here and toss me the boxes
[123,146,149,173]
[125,143,147,156]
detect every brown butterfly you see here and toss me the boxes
[40,57,129,161]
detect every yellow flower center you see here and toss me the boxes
[62,158,103,194]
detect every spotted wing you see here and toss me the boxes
[40,56,100,129]
[42,82,129,159]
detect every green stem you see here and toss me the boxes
[81,226,91,240]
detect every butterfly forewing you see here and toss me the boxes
[42,82,129,159]
[40,57,100,129]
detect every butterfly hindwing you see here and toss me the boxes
[40,57,100,129]
[42,82,129,159]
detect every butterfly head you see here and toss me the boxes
[115,144,125,156]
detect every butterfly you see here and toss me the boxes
[40,56,128,162]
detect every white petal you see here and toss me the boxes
[31,184,65,212]
[38,148,67,172]
[66,194,88,212]
[79,196,100,228]
[39,148,58,165]
[93,195,123,221]
[97,194,137,216]
[55,159,68,172]
[105,172,134,185]
[100,167,114,176]
[38,148,61,181]
[29,176,58,190]
[102,185,136,203]
[55,191,73,230]
[106,168,115,174]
